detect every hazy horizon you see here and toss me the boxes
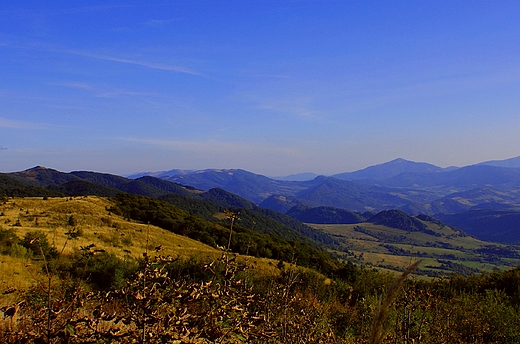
[2,2,520,176]
[5,155,520,179]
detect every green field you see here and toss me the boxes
[311,220,520,277]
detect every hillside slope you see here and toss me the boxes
[436,209,520,244]
[0,196,225,293]
[0,196,220,261]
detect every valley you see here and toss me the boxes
[312,220,520,277]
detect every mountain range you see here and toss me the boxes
[129,156,520,244]
[139,158,520,214]
[3,155,520,244]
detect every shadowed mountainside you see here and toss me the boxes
[436,209,520,244]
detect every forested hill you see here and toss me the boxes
[286,204,368,224]
[159,189,337,247]
[8,166,195,198]
[111,193,339,274]
[0,173,63,197]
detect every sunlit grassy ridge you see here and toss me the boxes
[0,196,282,295]
[1,196,218,259]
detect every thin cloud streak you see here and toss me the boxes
[2,41,206,77]
[257,102,319,119]
[0,117,53,130]
[145,19,176,27]
[119,137,301,156]
[328,65,520,117]
[0,4,136,18]
[64,49,206,77]
[247,94,322,120]
[95,90,154,99]
[49,82,155,99]
[49,82,94,91]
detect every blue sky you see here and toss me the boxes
[1,1,520,176]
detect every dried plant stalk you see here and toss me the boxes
[369,260,422,344]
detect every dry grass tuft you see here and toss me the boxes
[369,259,422,344]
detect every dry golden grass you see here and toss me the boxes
[0,255,42,302]
[1,196,219,260]
[0,196,287,300]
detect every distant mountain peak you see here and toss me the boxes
[389,157,409,163]
[28,166,50,171]
[477,155,520,168]
[15,165,61,176]
[382,157,431,165]
[332,158,444,181]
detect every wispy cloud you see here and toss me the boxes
[0,117,55,130]
[250,96,321,120]
[96,89,154,99]
[49,81,154,99]
[257,101,318,119]
[243,73,292,79]
[2,38,207,77]
[118,137,300,156]
[0,4,135,18]
[0,146,7,151]
[63,49,206,77]
[49,82,94,91]
[145,19,175,27]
